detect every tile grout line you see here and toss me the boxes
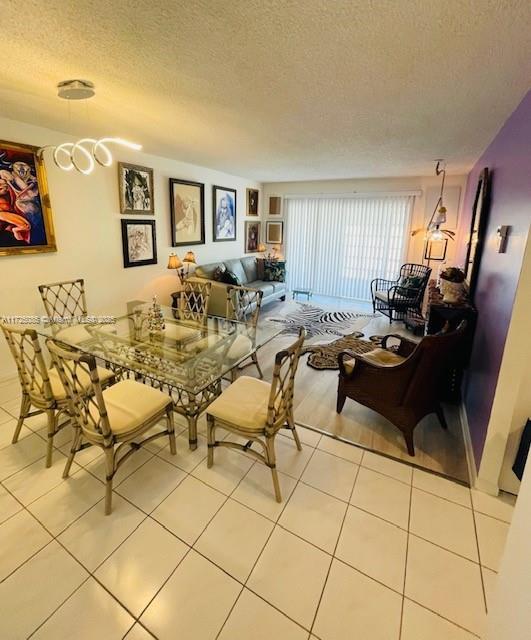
[398,468,414,640]
[307,449,365,637]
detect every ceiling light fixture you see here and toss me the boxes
[37,80,142,175]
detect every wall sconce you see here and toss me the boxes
[496,225,510,253]
[167,251,196,284]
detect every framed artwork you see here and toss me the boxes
[121,219,157,268]
[246,188,259,216]
[169,178,205,246]
[268,195,282,216]
[464,167,490,300]
[424,238,448,262]
[118,162,154,215]
[245,221,261,253]
[266,221,283,244]
[213,185,236,242]
[0,140,56,257]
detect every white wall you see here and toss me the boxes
[262,175,468,266]
[0,116,260,379]
[484,459,529,640]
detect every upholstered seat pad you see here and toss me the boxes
[344,348,405,374]
[374,290,416,303]
[54,325,92,345]
[227,334,253,361]
[48,366,114,400]
[165,324,202,342]
[94,379,172,435]
[207,375,271,430]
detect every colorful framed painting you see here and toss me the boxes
[0,140,56,256]
[268,195,282,216]
[213,185,237,242]
[169,178,205,246]
[266,220,283,244]
[121,219,157,268]
[245,221,261,253]
[118,162,154,215]
[246,188,259,216]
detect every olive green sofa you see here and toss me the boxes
[187,256,287,317]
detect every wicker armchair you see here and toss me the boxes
[336,322,466,456]
[370,264,431,323]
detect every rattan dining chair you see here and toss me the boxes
[47,339,176,514]
[225,285,264,379]
[1,324,114,468]
[176,280,212,325]
[206,328,306,502]
[38,278,91,344]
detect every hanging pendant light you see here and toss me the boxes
[425,160,455,241]
[37,80,142,175]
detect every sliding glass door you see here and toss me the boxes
[285,195,414,301]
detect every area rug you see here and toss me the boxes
[268,301,376,343]
[302,333,376,370]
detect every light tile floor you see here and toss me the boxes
[0,379,517,640]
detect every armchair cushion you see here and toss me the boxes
[400,275,424,290]
[375,290,413,303]
[343,348,405,374]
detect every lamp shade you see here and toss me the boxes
[257,243,266,252]
[183,251,196,264]
[167,253,183,269]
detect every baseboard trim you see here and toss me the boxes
[459,401,478,489]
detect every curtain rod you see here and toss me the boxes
[281,190,422,199]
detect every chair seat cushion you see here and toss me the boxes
[344,348,405,374]
[48,366,114,400]
[227,334,252,361]
[375,290,416,303]
[207,375,271,430]
[54,325,92,345]
[97,379,172,435]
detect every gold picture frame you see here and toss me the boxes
[0,139,57,256]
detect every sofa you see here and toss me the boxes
[187,256,287,317]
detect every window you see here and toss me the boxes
[285,195,414,301]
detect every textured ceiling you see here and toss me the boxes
[2,0,531,181]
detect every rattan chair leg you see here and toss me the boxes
[287,414,302,451]
[252,352,264,379]
[207,414,215,468]
[63,427,82,478]
[12,394,31,443]
[45,409,56,468]
[104,448,115,515]
[167,407,177,455]
[265,435,282,502]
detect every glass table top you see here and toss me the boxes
[37,303,282,394]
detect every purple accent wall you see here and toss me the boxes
[457,90,531,467]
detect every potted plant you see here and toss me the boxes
[439,267,466,303]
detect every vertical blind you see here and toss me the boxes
[285,195,414,301]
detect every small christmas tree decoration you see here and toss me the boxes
[147,295,165,338]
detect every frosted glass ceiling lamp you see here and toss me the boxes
[37,80,142,175]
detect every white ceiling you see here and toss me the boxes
[2,0,530,181]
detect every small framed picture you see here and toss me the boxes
[266,221,283,244]
[121,219,157,268]
[118,162,154,215]
[213,185,237,242]
[246,188,259,216]
[245,221,261,253]
[424,238,448,261]
[268,195,282,216]
[169,178,205,246]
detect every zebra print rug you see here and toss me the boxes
[268,302,376,342]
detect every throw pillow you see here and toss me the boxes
[212,265,226,282]
[263,260,286,282]
[400,275,423,290]
[222,269,241,286]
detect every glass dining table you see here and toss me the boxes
[37,302,282,450]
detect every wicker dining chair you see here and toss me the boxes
[47,339,176,514]
[175,280,212,325]
[206,328,306,502]
[38,278,92,344]
[1,324,114,468]
[226,285,264,379]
